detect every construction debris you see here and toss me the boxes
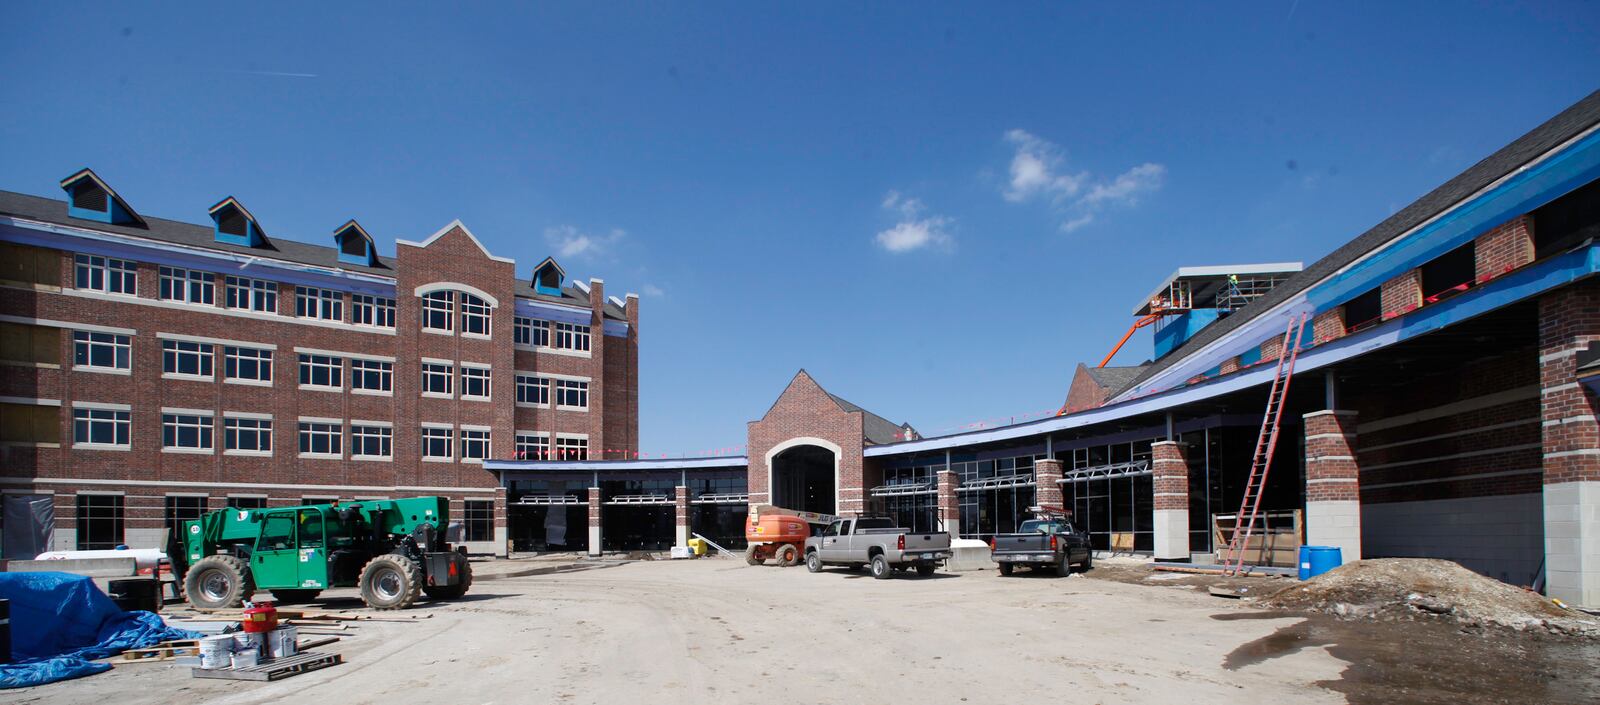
[1258,558,1600,637]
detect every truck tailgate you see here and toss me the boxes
[991,534,1051,554]
[901,533,951,551]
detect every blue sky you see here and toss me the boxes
[3,3,1597,456]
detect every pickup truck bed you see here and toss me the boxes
[990,519,1093,577]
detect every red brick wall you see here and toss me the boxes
[1380,270,1423,320]
[1033,458,1064,508]
[1061,364,1111,414]
[1539,280,1600,484]
[1475,215,1535,285]
[1304,411,1359,502]
[1312,308,1346,345]
[745,371,865,515]
[1151,441,1189,511]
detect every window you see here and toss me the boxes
[421,291,453,332]
[463,500,493,542]
[163,412,214,452]
[515,374,550,407]
[460,293,492,336]
[460,365,491,400]
[351,424,392,459]
[224,346,273,384]
[1344,288,1382,334]
[229,496,267,510]
[514,316,550,347]
[162,340,214,378]
[225,276,278,313]
[298,420,343,457]
[422,426,453,460]
[76,494,124,550]
[73,331,130,371]
[1420,241,1477,303]
[350,359,392,393]
[73,407,130,447]
[224,416,272,454]
[421,362,453,396]
[259,512,294,550]
[74,254,136,295]
[515,432,549,460]
[295,286,343,322]
[164,496,208,536]
[159,266,215,305]
[298,354,343,389]
[460,428,491,462]
[555,435,589,460]
[553,322,591,352]
[555,379,589,410]
[351,294,396,328]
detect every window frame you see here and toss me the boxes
[459,293,492,338]
[75,494,125,550]
[421,425,454,462]
[421,291,454,333]
[350,424,393,460]
[223,415,274,456]
[462,500,493,542]
[223,346,274,385]
[421,362,454,397]
[555,378,589,411]
[224,275,278,313]
[350,294,397,328]
[294,286,344,322]
[161,411,215,453]
[554,434,589,460]
[72,406,130,449]
[161,340,215,380]
[72,330,131,373]
[158,265,216,305]
[297,419,344,459]
[298,353,344,390]
[513,316,551,348]
[515,431,550,460]
[515,374,551,407]
[74,254,137,295]
[553,322,591,352]
[349,358,393,395]
[459,427,491,463]
[459,364,492,401]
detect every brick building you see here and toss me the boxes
[0,171,638,557]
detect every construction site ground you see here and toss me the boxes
[11,556,1599,705]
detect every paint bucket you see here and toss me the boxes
[232,631,264,657]
[199,635,234,669]
[266,625,297,659]
[230,649,259,669]
[1298,545,1344,580]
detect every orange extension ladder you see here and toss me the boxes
[1224,312,1309,576]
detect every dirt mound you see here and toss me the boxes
[1259,558,1598,637]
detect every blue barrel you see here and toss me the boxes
[1298,545,1343,580]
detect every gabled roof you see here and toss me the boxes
[1084,365,1148,396]
[395,219,515,264]
[532,256,566,281]
[58,168,146,227]
[208,196,266,238]
[826,391,917,446]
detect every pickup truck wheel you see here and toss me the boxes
[1080,551,1094,571]
[805,551,822,573]
[998,562,1014,576]
[1055,554,1073,577]
[774,544,799,567]
[915,564,936,577]
[870,554,892,579]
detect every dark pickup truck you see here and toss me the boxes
[989,518,1093,577]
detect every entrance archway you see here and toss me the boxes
[769,443,837,515]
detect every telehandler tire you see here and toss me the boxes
[184,555,254,611]
[774,543,799,567]
[744,545,764,566]
[423,559,473,600]
[359,553,422,610]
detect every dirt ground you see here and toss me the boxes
[10,557,1598,705]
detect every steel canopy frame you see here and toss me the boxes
[1057,460,1153,483]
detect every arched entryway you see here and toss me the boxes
[769,442,837,515]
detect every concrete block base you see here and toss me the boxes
[946,539,996,571]
[52,528,75,552]
[494,526,509,557]
[588,526,603,556]
[1307,500,1362,561]
[1153,509,1189,560]
[1544,480,1600,608]
[675,524,690,549]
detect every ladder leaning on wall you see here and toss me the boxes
[1224,312,1309,576]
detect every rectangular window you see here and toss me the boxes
[224,416,273,454]
[225,276,278,313]
[515,374,550,406]
[513,316,550,347]
[162,412,214,452]
[162,340,214,378]
[298,420,343,457]
[351,294,396,328]
[351,424,392,459]
[421,291,453,332]
[74,254,137,295]
[298,354,343,389]
[76,494,124,550]
[515,432,549,460]
[223,346,273,384]
[421,426,453,460]
[463,500,493,542]
[555,379,589,410]
[295,286,343,322]
[159,266,215,305]
[73,331,131,371]
[421,362,453,396]
[229,496,267,510]
[73,407,130,447]
[553,322,591,352]
[555,435,588,460]
[350,359,393,393]
[164,496,208,537]
[460,365,491,400]
[460,294,492,336]
[460,428,491,462]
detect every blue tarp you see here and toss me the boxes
[0,572,201,689]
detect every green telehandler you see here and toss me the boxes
[174,496,473,611]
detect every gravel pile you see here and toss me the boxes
[1259,558,1599,637]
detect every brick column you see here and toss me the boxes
[1304,410,1361,560]
[675,484,690,549]
[1539,283,1600,608]
[587,486,603,556]
[493,487,509,557]
[1381,270,1423,320]
[1475,215,1535,284]
[1033,458,1064,510]
[937,468,961,537]
[1312,308,1346,345]
[1151,442,1190,560]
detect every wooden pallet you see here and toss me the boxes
[111,640,202,664]
[191,651,343,681]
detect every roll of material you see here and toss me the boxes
[266,626,298,659]
[199,635,234,670]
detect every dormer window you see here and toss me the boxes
[531,257,566,296]
[333,220,379,267]
[208,197,266,247]
[60,168,145,226]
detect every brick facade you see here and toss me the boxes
[1380,269,1423,320]
[1475,215,1536,284]
[1151,441,1189,560]
[1304,411,1359,502]
[1538,281,1600,485]
[1312,307,1346,345]
[746,371,866,515]
[1033,458,1064,509]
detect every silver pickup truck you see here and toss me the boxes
[803,517,952,579]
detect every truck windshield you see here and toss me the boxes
[854,518,897,531]
[1018,520,1059,535]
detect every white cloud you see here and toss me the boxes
[1000,130,1166,232]
[641,283,665,298]
[874,190,953,254]
[544,225,625,259]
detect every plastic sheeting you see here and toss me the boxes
[0,572,200,689]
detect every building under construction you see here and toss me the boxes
[489,90,1600,609]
